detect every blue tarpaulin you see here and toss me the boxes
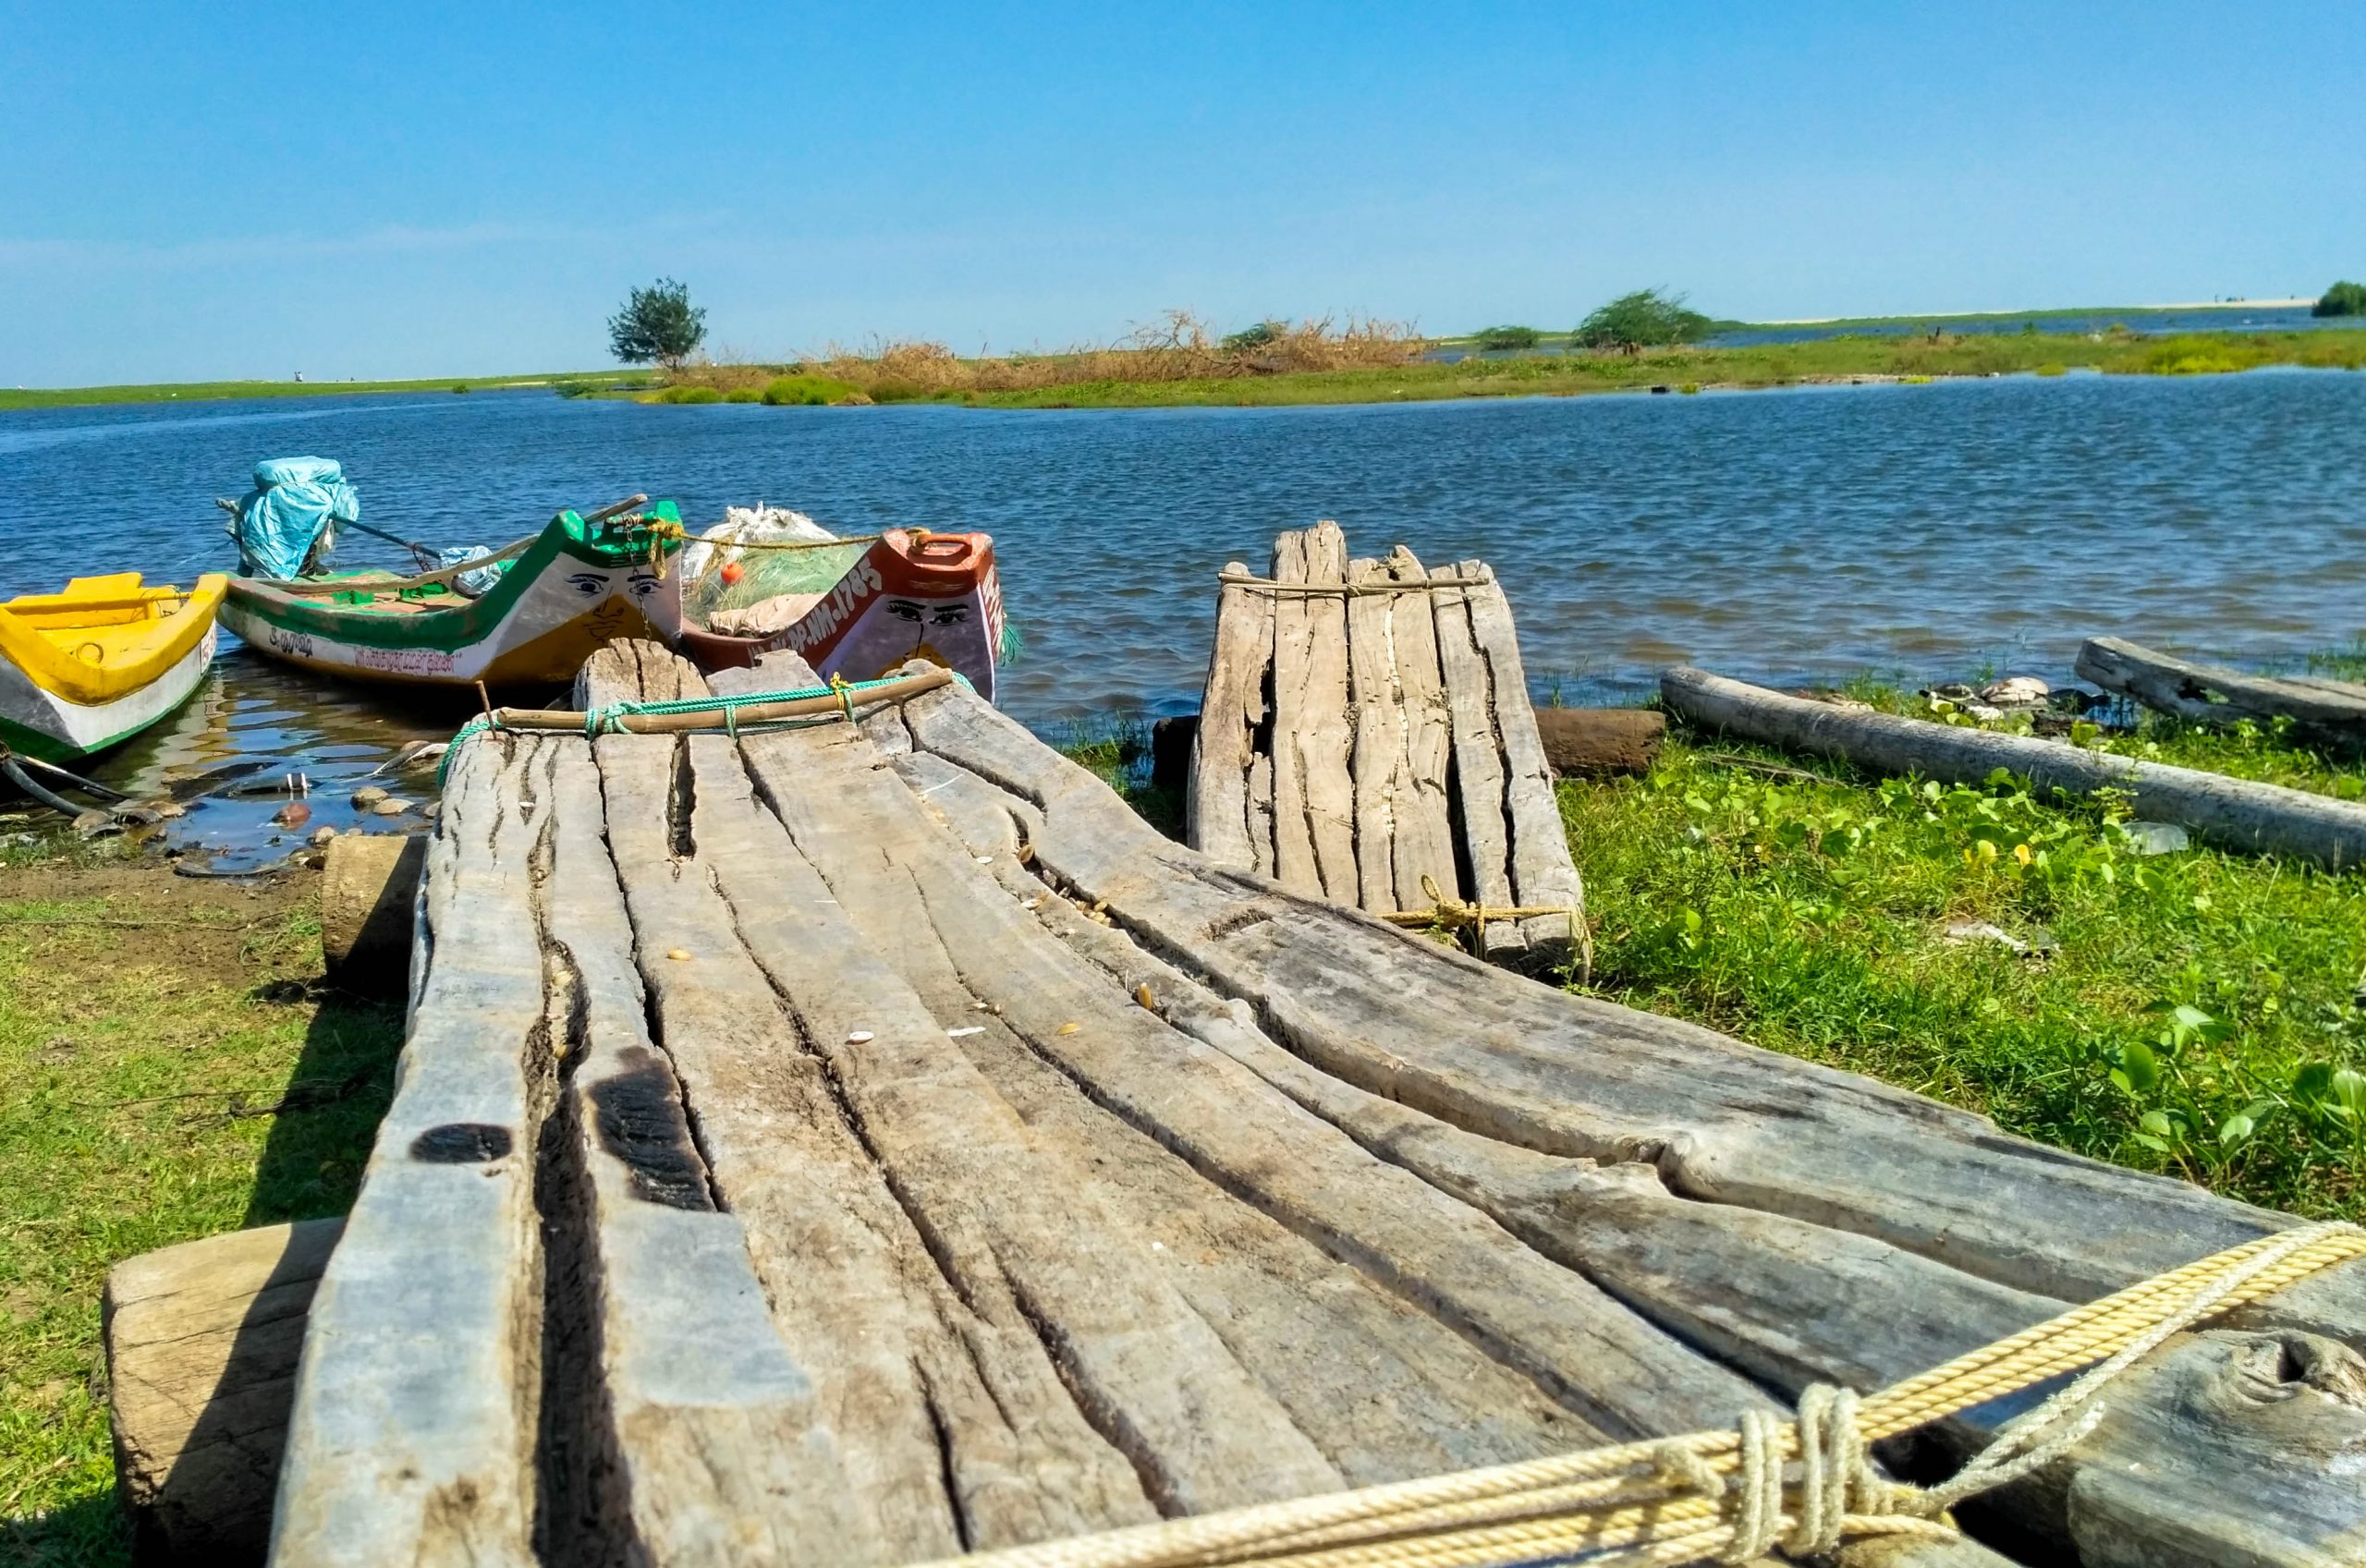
[228,457,360,579]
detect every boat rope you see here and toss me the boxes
[436,667,968,784]
[1218,567,1496,597]
[1379,873,1592,980]
[900,1221,2366,1568]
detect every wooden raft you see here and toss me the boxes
[1187,521,1583,970]
[262,640,2366,1568]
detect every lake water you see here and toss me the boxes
[3,369,2362,863]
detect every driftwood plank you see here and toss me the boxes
[1430,563,1525,962]
[515,652,866,1564]
[884,675,2366,1329]
[1665,665,2366,869]
[2079,635,2366,745]
[1460,562,1585,965]
[1266,522,1357,900]
[1383,545,1459,911]
[875,668,2366,1565]
[1344,555,1403,913]
[750,661,1774,1446]
[1188,560,1275,871]
[105,1219,342,1565]
[584,658,1160,1554]
[270,731,550,1568]
[656,665,1368,1526]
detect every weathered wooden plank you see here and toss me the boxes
[502,651,867,1564]
[582,660,1164,1553]
[884,674,2366,1335]
[1245,752,1275,878]
[1383,545,1459,912]
[874,669,2366,1565]
[1187,560,1274,871]
[271,735,548,1568]
[1266,522,1357,900]
[105,1219,341,1566]
[1429,559,1526,962]
[611,660,1375,1530]
[2079,634,2366,744]
[1460,564,1586,966]
[1344,555,1400,913]
[1665,665,2366,869]
[734,658,1774,1446]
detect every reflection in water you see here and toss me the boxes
[68,650,474,869]
[4,370,2362,864]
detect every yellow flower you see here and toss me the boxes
[2013,843,2033,866]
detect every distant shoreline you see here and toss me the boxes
[7,318,2362,414]
[1752,298,2317,327]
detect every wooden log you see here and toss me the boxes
[2078,635,2366,745]
[582,652,1159,1553]
[1460,563,1585,965]
[318,833,424,995]
[1187,561,1274,871]
[270,730,551,1568]
[1429,563,1526,963]
[884,675,2366,1331]
[1383,546,1459,911]
[1535,708,1665,777]
[1664,665,2366,869]
[104,1219,341,1566]
[875,668,2366,1563]
[520,644,868,1563]
[1266,522,1357,900]
[733,659,1774,1447]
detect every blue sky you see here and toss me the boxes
[5,2,2360,385]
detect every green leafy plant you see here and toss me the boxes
[1574,288,1714,352]
[608,276,708,370]
[2312,280,2366,319]
[1472,325,1544,351]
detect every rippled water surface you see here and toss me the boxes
[3,371,2361,859]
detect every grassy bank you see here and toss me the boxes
[0,371,654,412]
[645,327,2366,412]
[17,323,2365,416]
[0,855,398,1566]
[1564,688,2365,1221]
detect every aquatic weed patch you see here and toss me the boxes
[1563,729,2366,1219]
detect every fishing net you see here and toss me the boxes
[679,506,871,626]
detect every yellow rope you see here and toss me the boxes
[904,1222,2365,1568]
[1376,874,1576,931]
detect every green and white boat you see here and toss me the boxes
[220,501,686,688]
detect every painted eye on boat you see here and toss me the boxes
[930,605,969,625]
[628,574,660,598]
[567,574,605,596]
[885,599,925,622]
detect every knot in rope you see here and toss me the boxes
[1653,1390,1938,1564]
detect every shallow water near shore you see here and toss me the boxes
[3,369,2361,865]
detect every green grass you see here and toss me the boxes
[1564,697,2366,1221]
[963,328,2366,409]
[0,371,657,411]
[0,881,399,1563]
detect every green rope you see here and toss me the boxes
[436,671,970,786]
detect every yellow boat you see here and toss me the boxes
[0,573,228,764]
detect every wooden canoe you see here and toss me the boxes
[218,503,685,688]
[675,526,1006,702]
[0,571,225,763]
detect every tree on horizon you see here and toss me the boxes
[609,278,708,370]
